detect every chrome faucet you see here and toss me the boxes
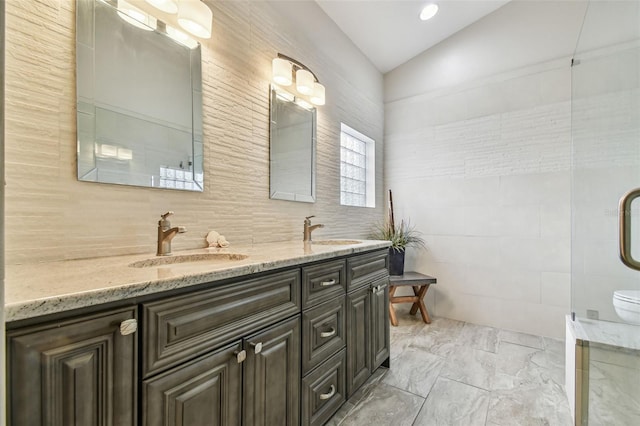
[303,215,324,242]
[157,211,187,256]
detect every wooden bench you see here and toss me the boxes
[388,272,437,326]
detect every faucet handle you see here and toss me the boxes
[161,211,174,219]
[305,215,315,221]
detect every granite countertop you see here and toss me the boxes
[5,240,390,322]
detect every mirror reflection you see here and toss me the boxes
[76,0,204,191]
[269,86,316,203]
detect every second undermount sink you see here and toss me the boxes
[129,253,248,268]
[311,240,362,246]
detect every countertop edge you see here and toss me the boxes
[5,241,391,323]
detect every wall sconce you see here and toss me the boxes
[144,0,213,38]
[117,0,213,40]
[272,53,326,106]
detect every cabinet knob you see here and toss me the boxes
[234,350,247,363]
[250,342,263,354]
[319,384,336,400]
[320,327,336,338]
[320,279,337,287]
[119,319,138,336]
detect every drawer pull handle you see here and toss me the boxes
[372,284,387,294]
[320,279,337,287]
[319,385,336,400]
[234,350,246,363]
[320,328,336,338]
[119,319,138,336]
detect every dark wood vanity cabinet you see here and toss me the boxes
[346,250,390,397]
[143,317,301,426]
[142,270,301,426]
[6,248,389,426]
[7,306,138,426]
[300,260,348,426]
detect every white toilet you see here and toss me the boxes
[613,290,640,325]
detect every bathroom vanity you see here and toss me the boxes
[5,241,390,426]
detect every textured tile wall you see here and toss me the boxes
[385,64,572,338]
[4,0,385,264]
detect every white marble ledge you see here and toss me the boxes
[5,240,391,323]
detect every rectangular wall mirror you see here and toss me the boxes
[76,0,204,191]
[269,85,316,202]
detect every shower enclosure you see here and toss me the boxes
[568,1,640,424]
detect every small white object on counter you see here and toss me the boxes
[206,230,230,248]
[217,235,230,248]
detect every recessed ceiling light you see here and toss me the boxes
[420,3,439,21]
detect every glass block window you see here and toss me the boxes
[340,123,375,207]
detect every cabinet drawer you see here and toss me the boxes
[302,349,346,426]
[347,250,388,290]
[143,269,301,377]
[302,296,346,375]
[302,259,346,309]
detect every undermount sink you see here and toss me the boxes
[311,240,362,246]
[129,253,248,268]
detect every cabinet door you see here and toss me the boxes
[8,307,138,426]
[143,341,243,426]
[346,286,371,397]
[243,316,301,426]
[370,277,390,370]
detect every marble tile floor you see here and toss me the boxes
[327,307,572,426]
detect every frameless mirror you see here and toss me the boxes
[269,85,316,202]
[76,0,204,191]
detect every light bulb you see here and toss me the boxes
[420,4,439,21]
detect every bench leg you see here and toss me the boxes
[389,285,398,326]
[416,284,431,324]
[409,286,421,315]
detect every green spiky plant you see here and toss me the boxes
[370,219,426,253]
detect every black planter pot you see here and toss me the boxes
[388,248,405,276]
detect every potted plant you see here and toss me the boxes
[370,219,425,276]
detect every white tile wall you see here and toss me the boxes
[3,0,385,264]
[386,64,572,338]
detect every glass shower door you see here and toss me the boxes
[571,1,640,424]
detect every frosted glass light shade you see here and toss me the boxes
[310,82,325,106]
[145,0,178,14]
[272,58,292,86]
[178,0,213,38]
[117,0,157,30]
[296,69,314,95]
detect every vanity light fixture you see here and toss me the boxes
[142,0,213,39]
[420,3,439,21]
[271,53,326,106]
[144,0,178,14]
[177,1,213,38]
[117,0,157,30]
